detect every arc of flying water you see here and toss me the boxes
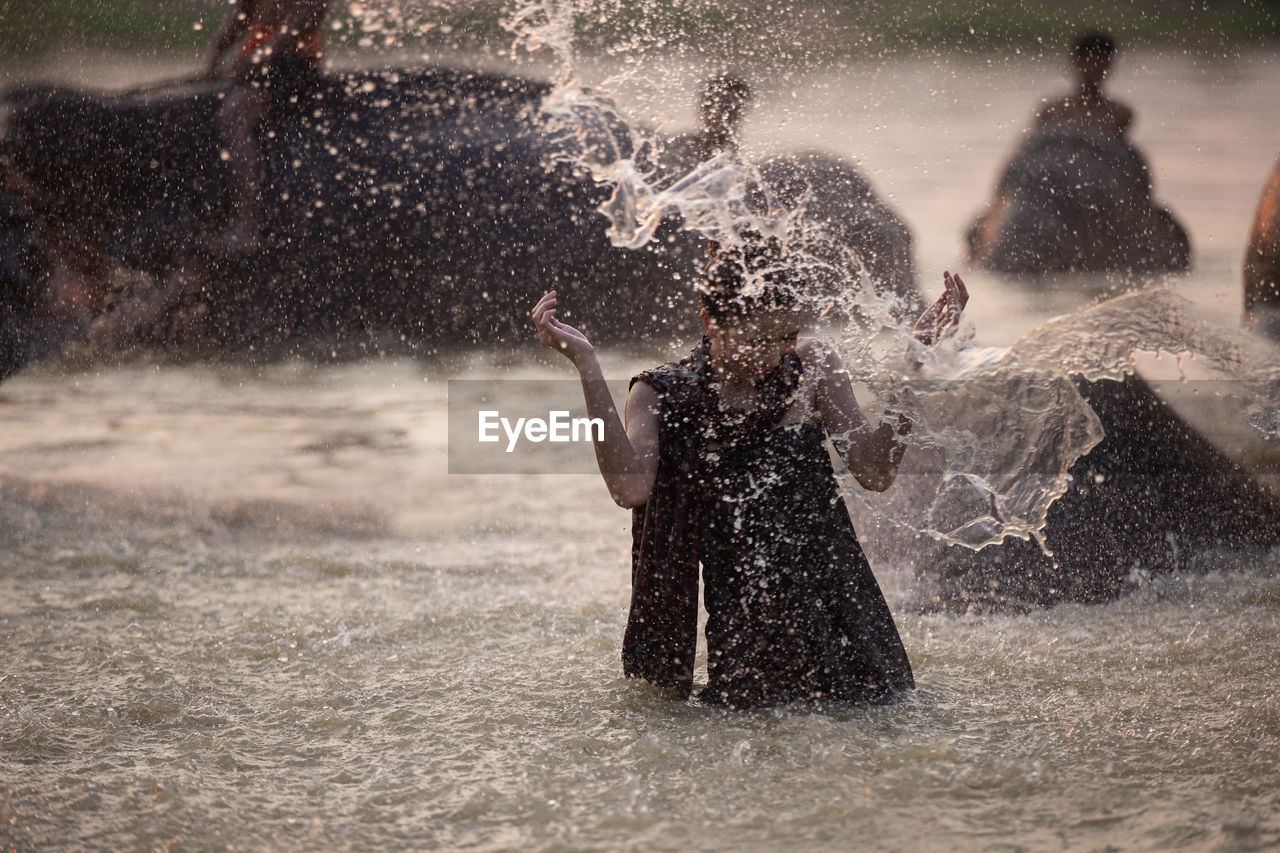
[502,1,1278,558]
[535,84,791,253]
[505,0,579,87]
[503,1,1039,554]
[505,2,791,251]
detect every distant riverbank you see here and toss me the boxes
[3,0,1278,62]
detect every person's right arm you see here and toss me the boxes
[532,291,660,508]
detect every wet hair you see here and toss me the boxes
[700,236,799,322]
[700,73,752,115]
[1072,31,1116,63]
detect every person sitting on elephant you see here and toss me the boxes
[1244,157,1280,336]
[204,0,330,254]
[695,73,752,159]
[963,31,1190,272]
[1035,31,1133,138]
[663,74,753,169]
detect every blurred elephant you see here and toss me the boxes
[0,67,923,369]
[923,374,1280,610]
[966,124,1190,275]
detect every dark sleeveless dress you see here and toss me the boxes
[626,338,914,709]
[697,418,914,707]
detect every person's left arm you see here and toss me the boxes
[812,270,970,492]
[808,341,907,493]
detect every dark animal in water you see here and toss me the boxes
[926,374,1280,610]
[966,125,1190,275]
[0,67,917,375]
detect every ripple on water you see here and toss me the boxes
[2,408,1279,851]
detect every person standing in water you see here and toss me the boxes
[204,0,330,253]
[530,242,968,707]
[1035,31,1133,137]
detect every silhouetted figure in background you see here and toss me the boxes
[657,73,917,304]
[1244,157,1280,336]
[664,74,753,168]
[965,31,1188,273]
[1036,31,1133,138]
[696,73,752,159]
[205,0,329,253]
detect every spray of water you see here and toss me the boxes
[501,1,1280,553]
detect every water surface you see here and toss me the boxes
[3,50,1280,851]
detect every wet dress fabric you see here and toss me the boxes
[625,337,914,708]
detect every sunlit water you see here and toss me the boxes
[3,48,1280,850]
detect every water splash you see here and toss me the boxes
[505,1,1280,553]
[529,73,901,337]
[505,1,579,85]
[871,289,1280,550]
[541,88,774,249]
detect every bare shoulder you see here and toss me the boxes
[621,380,661,461]
[626,377,661,414]
[796,336,827,359]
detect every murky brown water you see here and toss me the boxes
[3,47,1280,851]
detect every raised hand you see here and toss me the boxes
[912,270,970,346]
[532,290,595,366]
